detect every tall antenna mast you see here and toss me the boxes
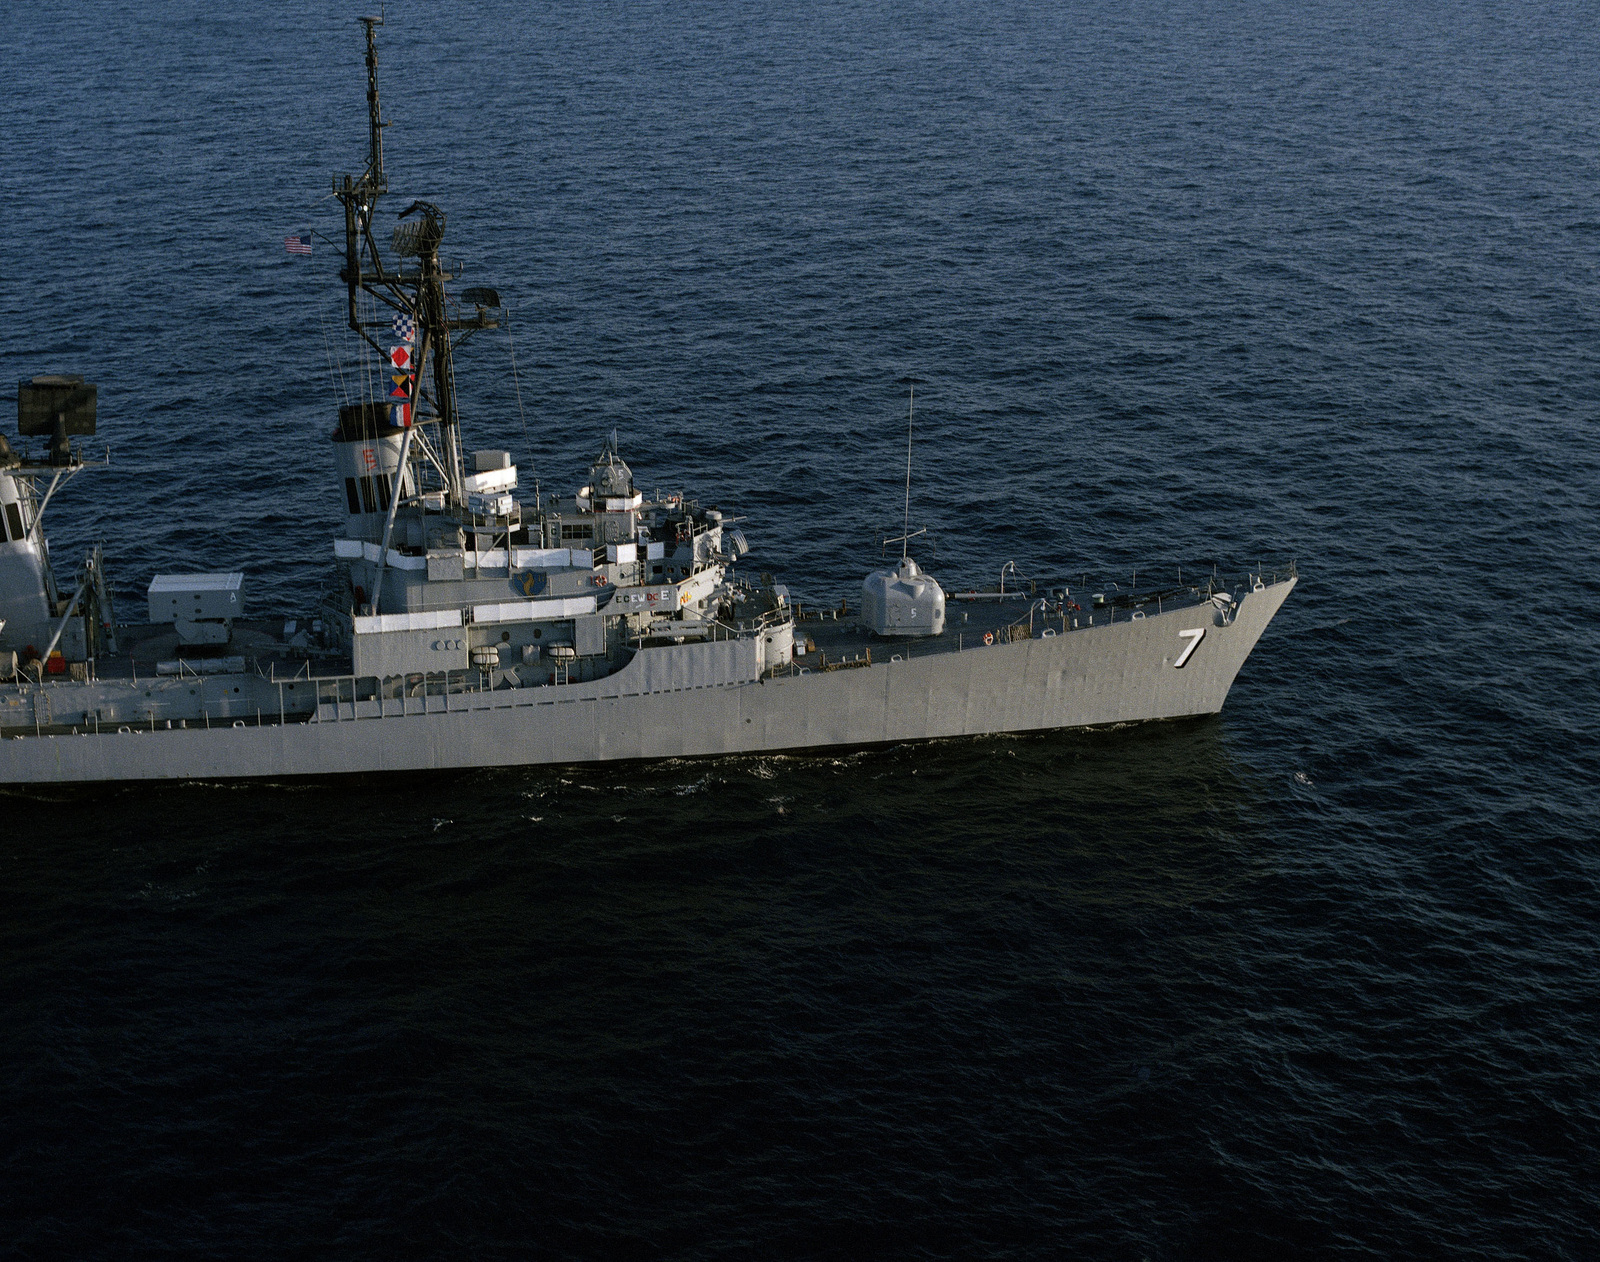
[902,383,914,559]
[329,16,501,515]
[360,15,387,196]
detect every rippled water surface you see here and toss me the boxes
[3,1,1598,1257]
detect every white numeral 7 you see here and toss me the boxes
[1174,627,1205,668]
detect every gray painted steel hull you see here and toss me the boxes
[0,579,1294,785]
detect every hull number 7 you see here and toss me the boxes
[1174,627,1206,668]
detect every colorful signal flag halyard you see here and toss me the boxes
[388,341,414,423]
[392,313,415,343]
[284,233,312,256]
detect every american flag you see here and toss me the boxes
[284,233,312,256]
[392,313,415,343]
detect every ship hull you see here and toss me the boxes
[0,578,1294,786]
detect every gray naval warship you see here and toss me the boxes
[0,20,1295,788]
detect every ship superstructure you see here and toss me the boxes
[311,19,788,696]
[0,21,1295,786]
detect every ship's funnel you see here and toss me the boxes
[331,402,416,541]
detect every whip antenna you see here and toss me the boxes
[902,383,913,558]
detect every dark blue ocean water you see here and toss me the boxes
[3,2,1598,1257]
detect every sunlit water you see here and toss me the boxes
[2,2,1597,1257]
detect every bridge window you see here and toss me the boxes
[4,503,22,541]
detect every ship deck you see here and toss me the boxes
[790,583,1222,673]
[8,582,1243,694]
[85,619,337,682]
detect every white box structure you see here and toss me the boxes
[147,573,245,624]
[467,491,515,518]
[463,466,517,496]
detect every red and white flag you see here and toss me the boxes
[389,346,412,371]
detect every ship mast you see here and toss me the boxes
[331,16,498,509]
